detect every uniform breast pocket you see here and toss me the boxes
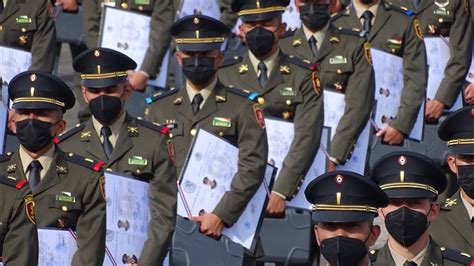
[129,0,155,12]
[322,63,353,93]
[273,92,304,120]
[209,118,237,142]
[384,37,403,56]
[10,19,37,50]
[125,156,153,178]
[49,195,83,229]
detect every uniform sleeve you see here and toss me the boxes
[330,40,375,163]
[390,18,427,135]
[140,135,177,265]
[82,0,101,48]
[71,171,106,266]
[29,0,56,72]
[272,71,324,199]
[139,0,175,78]
[2,189,38,266]
[213,101,268,226]
[434,0,472,106]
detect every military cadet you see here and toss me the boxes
[331,0,427,145]
[218,0,324,216]
[279,0,374,170]
[145,13,267,245]
[431,106,474,254]
[82,0,175,91]
[0,173,38,265]
[2,71,106,265]
[304,171,389,266]
[55,47,177,265]
[393,0,471,122]
[371,151,473,265]
[0,0,56,72]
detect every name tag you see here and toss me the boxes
[56,194,76,203]
[280,87,296,96]
[16,16,31,24]
[212,117,232,128]
[128,156,148,166]
[329,56,347,65]
[135,0,150,5]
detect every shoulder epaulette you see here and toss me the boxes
[144,87,179,104]
[281,28,297,39]
[220,55,243,68]
[64,152,104,172]
[288,55,318,71]
[337,27,367,38]
[135,117,171,135]
[226,87,260,102]
[384,2,415,16]
[0,152,14,163]
[368,249,379,263]
[0,174,27,189]
[54,123,85,144]
[440,247,472,265]
[330,11,348,22]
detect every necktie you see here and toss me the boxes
[191,93,204,114]
[28,160,42,192]
[308,36,318,60]
[101,126,113,159]
[258,62,267,87]
[403,261,417,266]
[0,1,4,16]
[362,11,374,34]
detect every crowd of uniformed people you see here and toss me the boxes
[0,0,473,265]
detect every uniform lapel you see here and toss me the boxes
[33,148,63,196]
[316,26,337,62]
[262,52,286,94]
[0,0,19,23]
[346,7,364,29]
[291,28,314,62]
[6,152,25,182]
[107,114,134,166]
[82,120,108,162]
[445,192,474,248]
[177,88,196,122]
[376,243,397,266]
[193,83,221,124]
[369,5,392,42]
[235,54,262,92]
[421,239,443,265]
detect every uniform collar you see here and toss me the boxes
[460,190,474,220]
[302,23,329,50]
[387,239,429,266]
[353,0,380,22]
[92,110,126,147]
[248,48,280,79]
[185,77,217,108]
[19,144,55,179]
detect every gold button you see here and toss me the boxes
[62,206,68,212]
[258,97,265,105]
[106,168,113,172]
[0,25,3,31]
[438,18,444,23]
[121,2,128,8]
[136,169,141,174]
[21,27,26,32]
[337,69,342,74]
[169,133,174,138]
[219,131,224,137]
[190,129,196,136]
[138,5,143,11]
[286,99,291,106]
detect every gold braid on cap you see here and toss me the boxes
[237,6,286,16]
[80,71,128,80]
[447,138,474,146]
[13,97,65,107]
[175,37,225,44]
[380,182,438,195]
[312,204,378,213]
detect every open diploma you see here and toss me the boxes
[323,91,371,174]
[38,228,77,266]
[265,117,329,210]
[104,172,150,265]
[177,129,274,250]
[371,48,424,141]
[0,46,31,83]
[99,6,169,87]
[424,37,462,112]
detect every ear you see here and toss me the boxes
[122,82,133,102]
[314,224,321,245]
[447,155,458,174]
[239,23,247,42]
[9,110,17,134]
[367,225,381,246]
[427,202,440,223]
[52,119,67,136]
[81,86,90,104]
[215,51,225,68]
[176,51,184,66]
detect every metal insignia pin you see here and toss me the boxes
[194,17,200,24]
[335,175,344,184]
[398,156,407,165]
[30,74,37,82]
[94,50,100,57]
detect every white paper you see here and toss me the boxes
[323,91,371,174]
[104,172,150,265]
[38,228,77,266]
[99,6,168,87]
[424,37,463,112]
[0,46,31,84]
[264,118,329,210]
[371,48,424,141]
[177,129,273,250]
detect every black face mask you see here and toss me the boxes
[16,119,54,152]
[457,165,474,198]
[320,236,368,266]
[384,206,429,247]
[89,95,123,125]
[246,26,276,58]
[360,0,376,5]
[299,3,330,30]
[181,56,216,86]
